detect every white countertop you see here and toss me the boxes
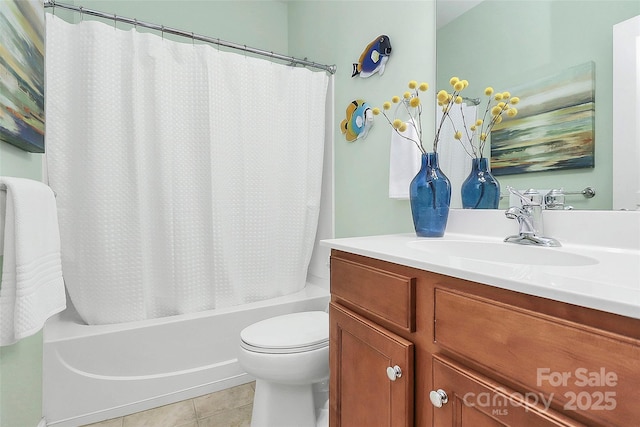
[321,211,640,319]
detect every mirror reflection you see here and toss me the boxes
[436,0,640,210]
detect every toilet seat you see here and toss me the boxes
[240,311,329,354]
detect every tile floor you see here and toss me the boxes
[82,382,254,427]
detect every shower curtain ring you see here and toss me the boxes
[134,18,137,30]
[161,25,165,40]
[79,6,83,21]
[113,14,117,29]
[191,32,195,47]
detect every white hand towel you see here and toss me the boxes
[437,103,476,208]
[0,177,66,346]
[389,120,422,199]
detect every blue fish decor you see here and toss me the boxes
[352,35,392,78]
[340,99,374,142]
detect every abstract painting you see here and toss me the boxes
[0,0,45,153]
[490,62,595,176]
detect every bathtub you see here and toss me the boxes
[43,281,330,427]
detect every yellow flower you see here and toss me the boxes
[374,77,522,157]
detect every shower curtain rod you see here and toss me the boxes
[43,0,337,74]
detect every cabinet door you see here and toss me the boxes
[330,303,414,427]
[431,355,585,427]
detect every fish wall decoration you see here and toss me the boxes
[352,35,392,78]
[340,99,374,142]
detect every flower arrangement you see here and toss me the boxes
[372,80,431,155]
[446,78,520,159]
[373,78,520,158]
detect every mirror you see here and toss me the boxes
[436,0,640,210]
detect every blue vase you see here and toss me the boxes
[409,152,451,237]
[461,157,500,209]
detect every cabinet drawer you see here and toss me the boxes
[331,256,416,332]
[434,288,640,426]
[432,354,585,426]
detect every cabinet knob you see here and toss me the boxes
[386,365,402,381]
[429,389,449,408]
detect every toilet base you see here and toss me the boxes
[251,379,317,427]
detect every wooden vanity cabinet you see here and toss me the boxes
[329,249,640,427]
[329,254,416,427]
[330,303,414,427]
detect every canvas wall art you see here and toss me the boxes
[0,0,45,153]
[490,62,595,176]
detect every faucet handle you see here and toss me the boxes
[507,187,542,207]
[545,189,565,210]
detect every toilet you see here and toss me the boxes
[238,311,329,427]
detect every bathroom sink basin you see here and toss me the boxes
[407,240,598,266]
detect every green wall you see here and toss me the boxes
[437,0,640,210]
[0,332,44,427]
[289,1,436,237]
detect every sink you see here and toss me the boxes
[407,240,599,266]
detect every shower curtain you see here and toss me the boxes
[45,15,329,325]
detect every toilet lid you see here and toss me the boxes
[240,311,329,354]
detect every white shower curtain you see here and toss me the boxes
[45,15,329,325]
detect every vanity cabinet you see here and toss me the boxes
[329,255,416,427]
[330,304,413,427]
[329,249,640,427]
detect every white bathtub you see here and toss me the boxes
[43,282,329,427]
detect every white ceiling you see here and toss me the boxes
[436,0,485,29]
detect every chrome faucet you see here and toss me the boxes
[504,187,561,247]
